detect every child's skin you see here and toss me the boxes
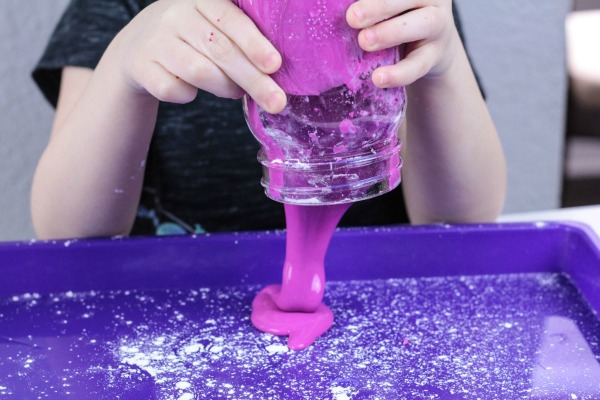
[31,0,506,239]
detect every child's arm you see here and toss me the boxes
[31,0,286,239]
[347,0,506,224]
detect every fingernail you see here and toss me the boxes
[266,91,285,113]
[263,52,280,72]
[364,29,377,46]
[352,6,365,23]
[375,72,389,86]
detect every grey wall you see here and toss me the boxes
[1,0,70,241]
[455,0,571,213]
[0,1,571,241]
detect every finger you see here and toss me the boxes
[137,60,198,104]
[347,0,442,29]
[157,37,243,99]
[195,0,282,74]
[372,44,435,87]
[177,7,286,113]
[204,29,286,113]
[357,6,446,52]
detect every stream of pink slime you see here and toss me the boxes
[251,203,350,350]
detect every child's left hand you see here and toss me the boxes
[346,0,457,88]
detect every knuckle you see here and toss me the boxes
[391,21,404,45]
[244,35,268,60]
[220,83,245,99]
[417,59,429,77]
[212,4,233,23]
[154,78,178,101]
[187,58,210,82]
[245,74,271,103]
[207,33,237,63]
[209,3,242,27]
[154,77,193,103]
[158,5,180,26]
[245,74,265,96]
[423,7,444,37]
[377,0,391,15]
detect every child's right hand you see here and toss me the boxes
[110,0,286,113]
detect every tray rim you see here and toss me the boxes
[1,221,599,315]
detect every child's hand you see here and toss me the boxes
[346,0,457,89]
[112,0,286,113]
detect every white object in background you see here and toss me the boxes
[566,10,600,108]
[499,205,600,237]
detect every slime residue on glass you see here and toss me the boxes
[238,0,395,96]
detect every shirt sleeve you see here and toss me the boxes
[31,0,144,107]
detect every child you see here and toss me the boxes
[31,0,506,239]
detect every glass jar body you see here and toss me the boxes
[239,0,406,204]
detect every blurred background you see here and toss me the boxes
[0,0,598,241]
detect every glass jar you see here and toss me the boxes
[238,0,406,205]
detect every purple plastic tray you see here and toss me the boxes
[1,222,600,399]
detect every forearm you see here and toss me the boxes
[32,0,289,239]
[31,42,159,239]
[401,30,506,224]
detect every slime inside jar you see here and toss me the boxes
[239,0,406,205]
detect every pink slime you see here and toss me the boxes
[251,203,350,350]
[237,0,400,350]
[236,0,393,95]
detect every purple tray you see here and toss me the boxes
[1,222,600,399]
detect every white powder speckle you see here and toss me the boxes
[121,346,139,353]
[176,381,191,390]
[330,386,352,400]
[178,393,193,400]
[183,344,202,354]
[265,343,289,355]
[209,345,223,353]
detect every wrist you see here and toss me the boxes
[101,30,159,103]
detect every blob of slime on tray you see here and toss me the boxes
[251,203,350,350]
[237,0,406,350]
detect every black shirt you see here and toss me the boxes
[33,0,470,234]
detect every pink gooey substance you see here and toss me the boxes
[251,203,350,350]
[238,0,405,350]
[236,0,394,95]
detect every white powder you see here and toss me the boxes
[175,381,191,390]
[265,343,288,355]
[183,344,202,354]
[330,386,352,400]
